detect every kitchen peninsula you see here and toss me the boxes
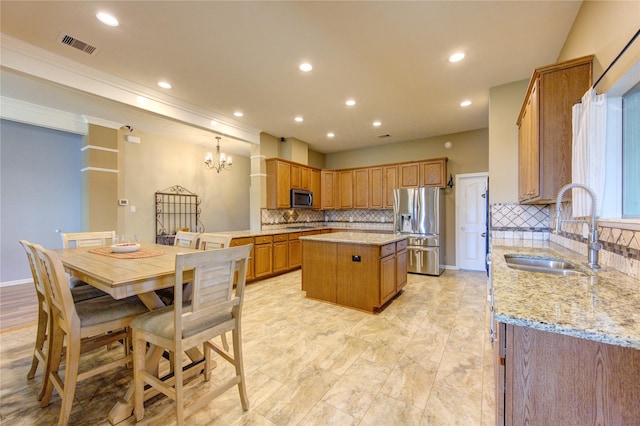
[300,232,407,312]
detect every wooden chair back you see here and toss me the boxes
[32,244,79,335]
[60,231,116,248]
[19,240,47,303]
[173,245,251,353]
[173,231,200,249]
[197,233,233,250]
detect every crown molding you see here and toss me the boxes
[0,96,88,134]
[0,33,261,145]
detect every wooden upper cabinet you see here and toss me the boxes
[399,163,420,188]
[519,81,540,202]
[301,167,311,190]
[383,165,398,208]
[310,168,321,209]
[369,167,383,209]
[517,55,593,204]
[354,168,370,208]
[266,159,291,209]
[290,164,301,189]
[266,158,322,209]
[338,170,353,209]
[420,158,447,188]
[321,170,338,209]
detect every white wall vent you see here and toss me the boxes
[57,33,99,55]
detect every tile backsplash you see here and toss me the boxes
[490,202,639,278]
[261,208,394,231]
[490,203,550,240]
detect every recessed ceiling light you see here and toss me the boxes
[373,121,382,127]
[345,99,356,106]
[157,81,172,89]
[210,120,218,126]
[294,116,304,122]
[233,111,244,117]
[96,12,119,27]
[460,100,472,107]
[327,132,335,138]
[137,96,148,105]
[449,52,465,63]
[299,63,312,72]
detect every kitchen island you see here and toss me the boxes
[490,239,640,424]
[300,232,407,312]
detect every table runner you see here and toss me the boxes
[88,247,166,259]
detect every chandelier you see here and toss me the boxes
[204,136,232,173]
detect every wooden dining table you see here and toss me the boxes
[54,242,203,425]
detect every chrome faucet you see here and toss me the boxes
[554,183,602,270]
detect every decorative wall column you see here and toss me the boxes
[82,124,118,231]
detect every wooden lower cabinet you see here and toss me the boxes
[253,235,273,279]
[229,237,254,281]
[273,234,288,273]
[288,232,301,268]
[495,322,640,425]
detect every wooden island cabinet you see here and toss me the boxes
[300,232,407,312]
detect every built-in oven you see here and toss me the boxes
[290,189,313,208]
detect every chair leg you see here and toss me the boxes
[39,320,64,406]
[133,330,146,422]
[221,332,230,352]
[28,302,48,380]
[175,344,184,426]
[58,336,81,426]
[232,328,249,411]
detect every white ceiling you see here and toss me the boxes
[0,1,582,155]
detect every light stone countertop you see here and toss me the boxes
[299,231,407,246]
[207,226,392,239]
[491,238,640,349]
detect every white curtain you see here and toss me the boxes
[571,88,608,217]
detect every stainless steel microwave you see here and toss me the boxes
[291,189,313,208]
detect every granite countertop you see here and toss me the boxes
[491,239,640,349]
[300,231,407,246]
[207,225,392,239]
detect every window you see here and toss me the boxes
[622,83,640,218]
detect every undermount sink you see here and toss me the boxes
[504,254,584,276]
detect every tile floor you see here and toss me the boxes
[0,269,495,425]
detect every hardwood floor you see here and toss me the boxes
[0,283,37,331]
[0,270,495,425]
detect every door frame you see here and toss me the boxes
[454,172,489,271]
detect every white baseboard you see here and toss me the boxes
[0,278,32,288]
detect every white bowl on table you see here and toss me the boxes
[110,243,141,253]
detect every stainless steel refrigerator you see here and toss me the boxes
[393,187,445,276]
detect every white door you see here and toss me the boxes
[456,173,488,271]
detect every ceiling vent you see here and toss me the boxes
[378,134,391,138]
[57,33,99,55]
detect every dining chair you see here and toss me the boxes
[60,230,116,248]
[197,233,232,250]
[132,245,252,425]
[173,231,200,248]
[32,244,148,426]
[60,231,116,288]
[18,240,109,400]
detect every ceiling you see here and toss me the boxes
[0,1,582,155]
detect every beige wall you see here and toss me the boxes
[558,0,640,93]
[114,128,251,242]
[488,79,529,204]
